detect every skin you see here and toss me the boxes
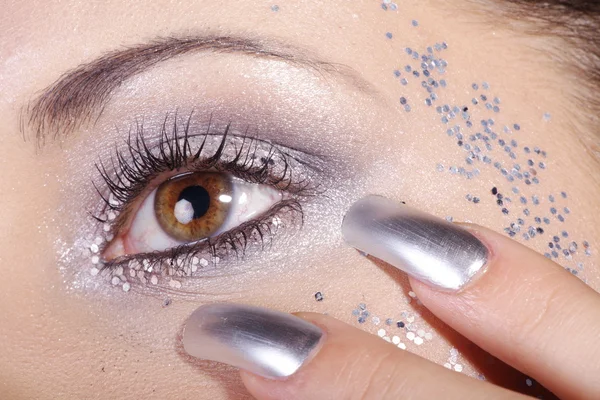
[0,0,598,399]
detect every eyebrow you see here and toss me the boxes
[23,35,377,146]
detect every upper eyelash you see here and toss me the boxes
[93,114,315,219]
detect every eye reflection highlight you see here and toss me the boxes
[102,171,283,260]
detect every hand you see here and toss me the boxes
[183,200,600,400]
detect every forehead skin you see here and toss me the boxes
[0,1,598,399]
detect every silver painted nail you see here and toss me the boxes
[182,303,323,379]
[342,195,489,291]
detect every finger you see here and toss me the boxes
[410,224,600,400]
[342,195,600,399]
[182,303,527,400]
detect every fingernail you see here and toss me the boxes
[182,303,323,379]
[342,195,489,291]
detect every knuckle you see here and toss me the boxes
[513,281,567,347]
[356,349,411,400]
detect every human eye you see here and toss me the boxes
[91,114,317,288]
[106,171,284,256]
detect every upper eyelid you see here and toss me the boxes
[167,131,326,170]
[129,127,327,183]
[21,35,380,147]
[118,115,327,176]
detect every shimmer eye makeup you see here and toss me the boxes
[35,35,385,294]
[94,115,321,289]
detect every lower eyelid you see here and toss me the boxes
[101,198,304,286]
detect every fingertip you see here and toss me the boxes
[406,222,600,399]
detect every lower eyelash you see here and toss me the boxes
[100,199,303,280]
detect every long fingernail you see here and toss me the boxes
[182,303,323,379]
[342,195,489,291]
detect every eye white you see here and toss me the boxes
[125,177,283,254]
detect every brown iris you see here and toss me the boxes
[154,172,233,242]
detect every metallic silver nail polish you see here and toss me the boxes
[182,303,323,379]
[342,195,489,291]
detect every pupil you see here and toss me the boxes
[177,185,211,220]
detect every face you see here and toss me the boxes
[1,1,598,398]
